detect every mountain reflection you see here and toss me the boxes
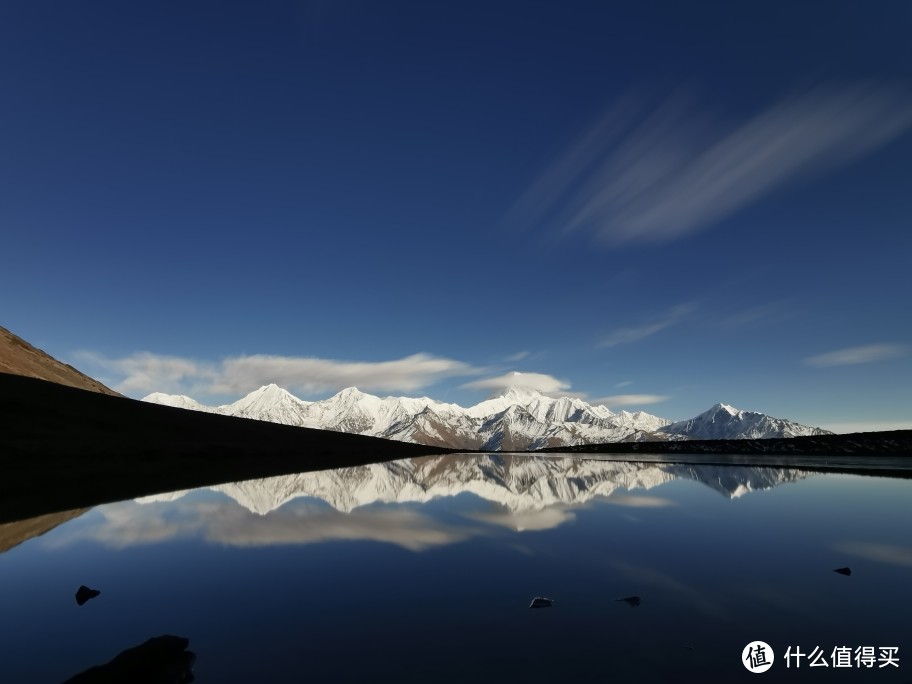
[138,455,811,514]
[45,455,812,552]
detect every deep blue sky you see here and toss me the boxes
[3,1,911,431]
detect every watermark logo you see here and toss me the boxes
[784,645,900,669]
[743,641,775,673]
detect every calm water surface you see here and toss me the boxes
[1,454,910,682]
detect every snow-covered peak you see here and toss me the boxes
[495,385,545,402]
[660,403,832,440]
[332,386,365,400]
[711,402,741,416]
[141,392,215,413]
[219,383,315,427]
[141,385,830,449]
[250,383,291,398]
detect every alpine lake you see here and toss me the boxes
[2,453,910,683]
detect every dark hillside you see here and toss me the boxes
[0,373,452,522]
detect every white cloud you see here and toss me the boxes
[805,343,909,367]
[213,353,477,395]
[592,394,670,408]
[601,302,696,347]
[74,351,216,396]
[613,380,634,388]
[77,350,481,398]
[508,84,912,246]
[462,371,571,395]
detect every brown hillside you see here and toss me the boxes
[0,326,120,396]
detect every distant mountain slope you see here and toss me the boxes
[144,384,831,450]
[658,403,831,439]
[144,384,673,450]
[0,326,119,396]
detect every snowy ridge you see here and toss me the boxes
[141,386,830,450]
[658,402,831,440]
[136,455,812,515]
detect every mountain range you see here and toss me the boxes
[143,384,831,451]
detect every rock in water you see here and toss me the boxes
[616,595,641,607]
[62,634,195,683]
[529,596,553,608]
[834,567,852,576]
[75,585,100,606]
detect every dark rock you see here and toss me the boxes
[834,567,852,576]
[75,585,100,606]
[616,595,641,607]
[63,634,195,683]
[529,596,553,608]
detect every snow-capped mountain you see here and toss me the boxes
[659,403,830,440]
[136,455,813,516]
[141,385,830,450]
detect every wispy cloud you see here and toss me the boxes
[503,350,531,362]
[718,300,797,329]
[592,394,670,408]
[76,350,481,398]
[805,343,909,367]
[601,302,696,347]
[508,84,912,246]
[613,380,633,388]
[462,371,570,395]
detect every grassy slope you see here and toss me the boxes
[0,326,121,396]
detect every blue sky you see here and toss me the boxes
[2,1,911,432]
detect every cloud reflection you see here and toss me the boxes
[608,561,729,620]
[51,499,476,553]
[43,457,809,554]
[469,506,577,532]
[602,494,676,508]
[832,540,912,569]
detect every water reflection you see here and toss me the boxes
[832,541,912,568]
[2,454,909,683]
[40,455,815,552]
[135,454,813,514]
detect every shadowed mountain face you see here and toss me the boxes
[0,326,119,396]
